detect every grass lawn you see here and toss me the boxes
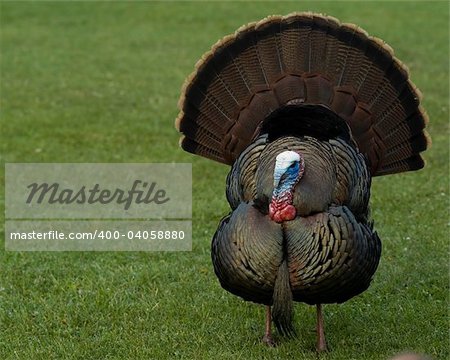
[0,1,448,359]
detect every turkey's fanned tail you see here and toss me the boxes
[175,12,430,176]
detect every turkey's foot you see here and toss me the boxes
[262,333,277,347]
[316,335,328,352]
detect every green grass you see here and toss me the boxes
[0,1,448,359]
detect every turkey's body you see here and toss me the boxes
[175,13,429,351]
[213,135,380,306]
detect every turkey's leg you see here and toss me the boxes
[262,305,276,347]
[316,304,328,352]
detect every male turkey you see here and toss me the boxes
[175,12,429,352]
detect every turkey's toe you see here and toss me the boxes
[262,334,277,347]
[316,340,328,353]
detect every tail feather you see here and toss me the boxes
[255,20,284,83]
[383,135,429,167]
[179,136,225,164]
[309,15,333,73]
[376,155,425,176]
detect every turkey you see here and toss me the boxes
[175,12,430,352]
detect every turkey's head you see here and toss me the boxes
[269,151,305,223]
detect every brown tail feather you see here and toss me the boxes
[176,12,430,176]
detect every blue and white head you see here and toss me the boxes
[272,151,305,193]
[269,150,305,223]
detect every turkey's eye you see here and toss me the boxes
[288,162,297,169]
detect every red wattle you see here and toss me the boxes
[280,204,296,221]
[269,202,296,223]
